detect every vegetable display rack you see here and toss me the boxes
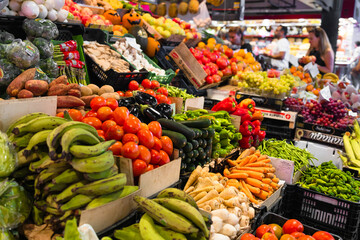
[281,184,360,240]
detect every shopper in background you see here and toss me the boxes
[305,27,334,74]
[262,25,290,70]
[350,41,360,65]
[227,27,253,53]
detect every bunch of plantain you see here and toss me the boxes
[341,120,360,173]
[7,113,139,231]
[113,188,211,240]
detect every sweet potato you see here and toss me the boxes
[49,75,68,88]
[25,80,49,96]
[67,83,81,90]
[67,89,81,98]
[6,68,36,97]
[17,89,34,98]
[57,96,85,108]
[80,95,97,107]
[47,84,69,96]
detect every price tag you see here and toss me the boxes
[125,37,142,52]
[319,86,331,101]
[289,54,299,67]
[304,62,319,78]
[349,110,358,117]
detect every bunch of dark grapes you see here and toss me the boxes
[284,98,304,112]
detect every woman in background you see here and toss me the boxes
[227,27,252,53]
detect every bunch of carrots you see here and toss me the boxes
[224,147,280,204]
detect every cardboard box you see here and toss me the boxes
[169,42,207,89]
[0,96,57,132]
[141,20,163,40]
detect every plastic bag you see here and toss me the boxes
[0,178,32,229]
[7,39,40,69]
[34,67,50,82]
[0,131,17,177]
[0,59,21,92]
[23,18,59,40]
[0,30,14,44]
[39,58,58,78]
[32,38,54,59]
[0,229,15,240]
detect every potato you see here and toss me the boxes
[49,75,68,88]
[17,89,34,98]
[68,89,81,98]
[101,92,120,100]
[25,80,49,96]
[87,84,100,94]
[80,86,93,96]
[98,85,114,96]
[80,95,97,107]
[47,84,68,96]
[6,68,36,97]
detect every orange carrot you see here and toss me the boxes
[240,180,258,204]
[257,155,268,161]
[265,173,275,179]
[235,166,273,173]
[272,177,279,183]
[246,184,261,194]
[244,177,264,188]
[262,178,272,184]
[239,170,264,180]
[238,147,255,159]
[226,172,249,179]
[223,168,231,177]
[270,182,279,190]
[259,183,272,192]
[227,159,238,167]
[245,161,271,167]
[226,179,240,189]
[254,190,269,200]
[238,156,252,166]
[254,151,261,157]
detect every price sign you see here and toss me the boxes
[289,54,299,67]
[304,62,319,78]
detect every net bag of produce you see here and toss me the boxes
[0,178,31,229]
[32,37,54,59]
[0,131,17,178]
[0,229,15,240]
[0,30,14,44]
[23,18,59,40]
[7,39,40,69]
[39,58,58,78]
[0,59,21,95]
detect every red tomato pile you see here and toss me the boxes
[241,219,335,240]
[58,96,174,178]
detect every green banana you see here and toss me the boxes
[139,213,165,240]
[11,133,33,148]
[36,162,71,185]
[185,231,207,240]
[73,173,126,196]
[46,195,59,209]
[69,140,116,159]
[60,194,95,211]
[157,188,198,209]
[18,149,38,167]
[60,128,102,160]
[51,169,81,185]
[59,210,76,222]
[83,165,118,181]
[34,200,63,215]
[54,181,86,203]
[25,174,36,181]
[23,130,52,157]
[12,167,32,179]
[47,121,101,160]
[29,155,54,172]
[114,224,142,240]
[6,112,49,136]
[43,182,68,193]
[70,151,114,173]
[32,206,44,226]
[154,224,187,240]
[85,185,139,210]
[45,160,70,173]
[12,116,68,136]
[44,214,55,224]
[153,198,209,237]
[133,196,199,234]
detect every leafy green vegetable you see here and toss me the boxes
[39,58,58,78]
[32,38,54,59]
[23,18,59,40]
[7,40,40,69]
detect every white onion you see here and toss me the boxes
[47,8,57,21]
[56,8,67,22]
[53,0,64,11]
[9,0,21,11]
[44,0,54,11]
[38,4,47,18]
[21,1,39,18]
[34,0,44,4]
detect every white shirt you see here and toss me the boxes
[270,38,290,70]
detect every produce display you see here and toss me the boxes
[341,120,360,172]
[258,139,316,174]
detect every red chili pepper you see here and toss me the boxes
[240,121,254,137]
[239,135,254,149]
[211,97,237,113]
[239,98,256,113]
[232,107,252,123]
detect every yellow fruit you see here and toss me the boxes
[179,1,188,15]
[207,43,215,51]
[189,0,199,14]
[198,42,206,48]
[208,38,216,44]
[163,30,171,38]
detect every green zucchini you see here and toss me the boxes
[191,140,199,149]
[179,152,186,160]
[178,119,211,128]
[158,119,195,140]
[181,162,187,170]
[198,139,204,148]
[205,146,212,157]
[186,151,194,158]
[187,163,196,172]
[162,130,187,148]
[207,128,215,138]
[184,158,192,164]
[183,142,193,153]
[201,139,207,148]
[198,151,207,160]
[193,149,199,158]
[201,129,208,138]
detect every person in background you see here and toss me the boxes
[227,27,252,53]
[305,27,334,74]
[350,41,360,65]
[262,25,290,70]
[351,43,360,89]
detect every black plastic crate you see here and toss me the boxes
[261,120,295,140]
[83,28,107,43]
[155,46,177,71]
[282,184,360,240]
[254,212,343,240]
[171,75,207,96]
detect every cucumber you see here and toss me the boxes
[198,147,204,155]
[205,146,212,157]
[162,130,187,148]
[184,158,192,164]
[207,128,215,138]
[190,128,201,139]
[201,129,208,138]
[198,139,204,148]
[179,152,186,160]
[158,119,195,140]
[178,119,211,128]
[193,149,199,158]
[187,163,196,172]
[183,142,193,153]
[191,140,199,149]
[201,139,207,148]
[186,151,194,158]
[199,151,207,160]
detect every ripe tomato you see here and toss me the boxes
[122,133,139,144]
[117,91,125,97]
[132,159,147,177]
[148,121,162,138]
[102,120,117,133]
[153,137,162,151]
[261,233,277,240]
[113,107,129,126]
[56,112,64,118]
[137,129,154,149]
[67,109,83,121]
[128,80,139,91]
[157,87,168,96]
[145,89,156,97]
[150,149,161,164]
[291,232,305,238]
[108,141,123,155]
[123,115,141,134]
[280,235,296,240]
[158,150,170,165]
[256,225,275,238]
[141,79,152,89]
[240,233,257,240]
[85,110,97,118]
[82,117,102,130]
[312,231,335,240]
[106,98,119,110]
[105,125,124,141]
[205,75,214,84]
[97,106,113,122]
[160,136,173,156]
[125,91,133,97]
[150,80,160,89]
[156,94,169,104]
[269,224,282,239]
[138,145,151,165]
[145,164,154,172]
[97,129,105,136]
[121,142,139,159]
[138,87,145,92]
[90,96,107,111]
[283,220,304,234]
[140,123,149,131]
[298,236,315,240]
[212,74,221,83]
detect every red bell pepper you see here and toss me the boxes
[251,125,261,136]
[253,134,261,147]
[211,97,237,113]
[252,120,261,128]
[258,130,266,141]
[232,107,252,124]
[240,121,254,137]
[239,98,256,113]
[239,135,254,149]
